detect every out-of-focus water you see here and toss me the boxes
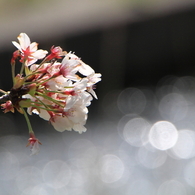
[1,75,195,194]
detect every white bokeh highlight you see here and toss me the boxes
[137,145,167,169]
[43,160,71,189]
[157,180,187,195]
[125,179,156,195]
[184,160,195,188]
[98,154,125,183]
[171,129,195,159]
[149,121,178,150]
[123,117,150,147]
[159,93,188,122]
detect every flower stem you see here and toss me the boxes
[27,99,59,112]
[21,108,34,134]
[36,91,64,107]
[36,76,55,87]
[33,95,50,109]
[29,104,58,112]
[11,63,15,85]
[20,61,26,75]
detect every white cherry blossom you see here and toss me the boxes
[12,33,48,65]
[1,33,101,155]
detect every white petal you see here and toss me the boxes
[73,123,87,134]
[18,33,30,50]
[80,92,93,106]
[12,41,22,51]
[67,106,87,123]
[90,73,102,84]
[30,141,40,156]
[74,78,88,91]
[62,57,79,67]
[26,58,38,66]
[29,42,38,52]
[51,115,73,132]
[79,62,94,76]
[88,87,97,99]
[64,96,78,111]
[39,109,50,121]
[31,49,48,59]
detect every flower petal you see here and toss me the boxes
[51,115,73,132]
[12,41,22,51]
[31,49,48,59]
[73,123,87,134]
[79,62,95,76]
[30,141,40,155]
[29,42,38,52]
[18,33,30,50]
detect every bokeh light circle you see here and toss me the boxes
[149,121,178,150]
[171,129,195,159]
[184,160,195,188]
[98,154,125,183]
[137,145,167,169]
[125,179,156,195]
[117,87,147,114]
[43,160,71,189]
[159,93,188,122]
[0,150,19,181]
[16,166,42,191]
[123,117,150,147]
[157,180,187,195]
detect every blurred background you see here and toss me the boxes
[1,0,195,194]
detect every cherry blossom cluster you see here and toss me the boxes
[0,33,101,155]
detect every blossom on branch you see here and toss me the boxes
[12,33,48,66]
[0,33,101,155]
